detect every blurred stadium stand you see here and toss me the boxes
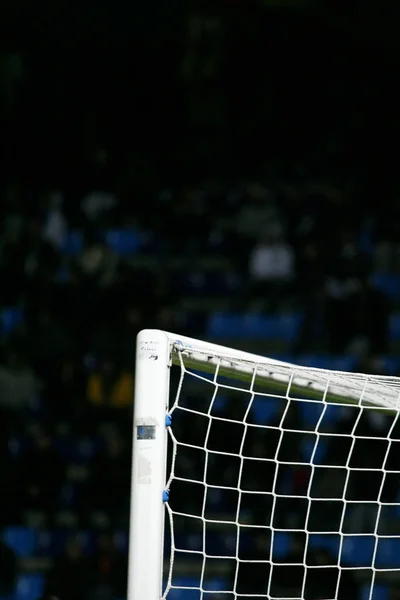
[2,1,400,599]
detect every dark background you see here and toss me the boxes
[1,1,400,599]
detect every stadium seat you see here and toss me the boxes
[105,228,142,256]
[372,273,400,300]
[212,395,228,413]
[167,579,202,600]
[16,574,44,600]
[62,230,83,255]
[341,535,375,566]
[380,355,399,374]
[242,313,302,342]
[248,397,280,424]
[0,306,24,335]
[174,532,202,553]
[375,537,400,568]
[166,578,225,599]
[309,534,377,567]
[207,312,243,339]
[301,438,328,464]
[272,532,291,559]
[389,313,400,341]
[308,534,339,558]
[321,403,345,426]
[360,583,389,600]
[297,399,324,426]
[2,527,36,558]
[207,312,303,341]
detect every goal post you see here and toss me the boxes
[128,330,171,600]
[128,329,400,600]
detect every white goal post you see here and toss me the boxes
[128,329,400,600]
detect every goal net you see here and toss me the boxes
[128,330,400,600]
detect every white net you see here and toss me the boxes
[162,342,400,600]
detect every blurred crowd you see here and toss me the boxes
[2,3,400,600]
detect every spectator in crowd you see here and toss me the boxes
[86,358,134,410]
[0,349,40,411]
[42,191,68,251]
[248,227,294,311]
[1,9,400,600]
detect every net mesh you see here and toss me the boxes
[163,343,400,600]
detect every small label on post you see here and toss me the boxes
[139,340,160,361]
[137,425,156,440]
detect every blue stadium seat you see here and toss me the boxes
[341,535,375,566]
[207,312,302,341]
[167,578,202,600]
[212,395,228,413]
[297,399,324,426]
[389,313,400,341]
[105,228,141,256]
[380,356,399,374]
[301,438,328,464]
[167,588,200,599]
[16,574,44,600]
[321,403,345,426]
[207,313,244,339]
[62,230,83,255]
[375,537,400,568]
[248,397,280,424]
[242,313,302,342]
[309,534,378,567]
[372,273,400,300]
[272,532,291,559]
[308,534,339,557]
[175,533,202,553]
[360,584,389,600]
[0,306,24,335]
[2,527,36,558]
[166,578,226,599]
